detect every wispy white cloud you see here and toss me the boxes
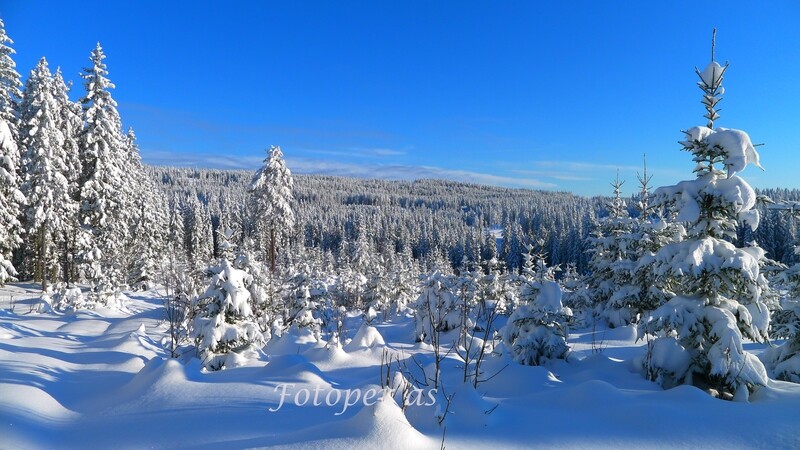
[515,160,685,183]
[302,147,408,158]
[510,169,594,182]
[141,149,555,189]
[532,160,642,173]
[366,148,407,157]
[142,150,264,169]
[286,157,556,189]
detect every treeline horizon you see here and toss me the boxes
[147,165,800,275]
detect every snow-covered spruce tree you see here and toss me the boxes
[414,271,460,342]
[166,193,187,263]
[233,246,280,336]
[124,129,167,289]
[629,156,681,321]
[378,246,418,319]
[18,58,76,290]
[0,19,21,141]
[249,145,295,272]
[503,244,571,366]
[476,255,518,320]
[183,194,214,269]
[78,43,128,303]
[364,259,392,322]
[763,270,800,382]
[762,244,800,382]
[0,117,21,284]
[336,260,367,311]
[52,68,87,285]
[215,216,238,261]
[52,69,83,183]
[0,19,23,284]
[584,173,638,327]
[602,174,642,327]
[284,262,322,336]
[190,258,266,370]
[639,38,770,399]
[502,221,525,274]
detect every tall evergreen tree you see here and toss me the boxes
[629,155,680,323]
[184,194,214,269]
[0,117,21,284]
[124,129,167,288]
[78,43,128,297]
[167,193,187,263]
[0,19,21,141]
[52,68,85,283]
[249,145,295,272]
[0,19,23,282]
[52,69,82,186]
[18,58,74,289]
[640,33,770,399]
[586,173,638,327]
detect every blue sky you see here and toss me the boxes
[3,1,799,196]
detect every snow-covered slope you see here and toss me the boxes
[1,285,799,449]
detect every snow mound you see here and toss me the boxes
[303,344,350,367]
[89,325,164,362]
[267,327,321,355]
[121,357,189,399]
[0,383,78,422]
[344,324,385,352]
[270,392,433,449]
[260,354,331,386]
[341,392,431,446]
[649,336,691,384]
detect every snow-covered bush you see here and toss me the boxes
[504,278,571,366]
[233,251,279,335]
[52,283,86,311]
[284,263,323,336]
[414,271,461,342]
[90,274,129,310]
[761,299,800,382]
[288,284,323,335]
[763,264,800,382]
[379,248,419,319]
[504,249,571,366]
[190,259,265,370]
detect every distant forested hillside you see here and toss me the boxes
[148,166,800,273]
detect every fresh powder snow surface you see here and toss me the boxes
[1,284,799,449]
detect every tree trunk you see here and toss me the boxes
[38,226,47,292]
[269,228,276,273]
[62,234,70,287]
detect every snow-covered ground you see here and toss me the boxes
[1,285,799,449]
